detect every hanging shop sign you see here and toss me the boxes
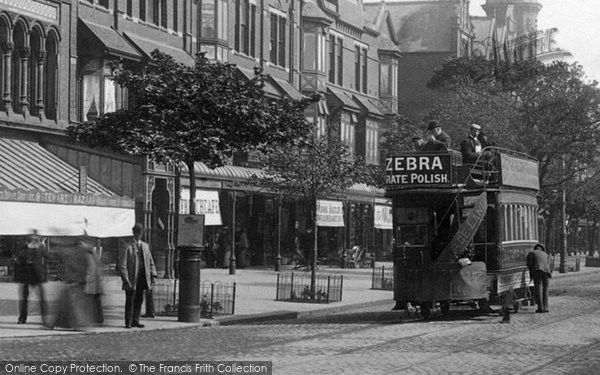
[374,205,393,230]
[385,154,452,186]
[179,189,222,226]
[317,200,344,227]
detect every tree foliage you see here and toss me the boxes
[248,130,374,293]
[427,57,600,215]
[68,52,314,168]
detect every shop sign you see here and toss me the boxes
[500,153,539,190]
[374,205,392,230]
[385,154,452,186]
[177,214,205,247]
[0,189,134,208]
[179,189,222,226]
[317,200,344,227]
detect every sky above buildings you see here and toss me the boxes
[471,0,600,83]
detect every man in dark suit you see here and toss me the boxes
[460,123,483,164]
[421,120,451,151]
[526,243,553,313]
[118,223,158,328]
[14,233,48,325]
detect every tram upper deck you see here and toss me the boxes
[384,148,539,194]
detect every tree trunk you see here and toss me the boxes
[589,220,598,257]
[310,198,317,297]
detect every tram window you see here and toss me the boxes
[398,225,426,246]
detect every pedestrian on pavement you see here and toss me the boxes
[14,231,49,325]
[526,243,553,313]
[82,236,104,325]
[118,223,158,328]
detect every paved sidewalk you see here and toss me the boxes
[0,263,394,338]
[0,259,595,339]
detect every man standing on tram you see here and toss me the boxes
[421,120,451,152]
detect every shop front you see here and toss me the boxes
[0,137,136,278]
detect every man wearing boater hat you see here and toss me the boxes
[460,123,484,164]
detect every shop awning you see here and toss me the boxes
[353,95,384,117]
[78,19,142,61]
[271,77,303,99]
[124,32,195,65]
[189,162,268,181]
[237,68,281,98]
[327,87,360,111]
[0,138,135,237]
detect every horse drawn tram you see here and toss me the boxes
[385,148,540,318]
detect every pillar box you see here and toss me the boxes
[177,215,205,323]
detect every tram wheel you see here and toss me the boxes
[420,303,431,319]
[440,303,450,316]
[405,301,419,318]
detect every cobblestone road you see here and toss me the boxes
[2,271,600,374]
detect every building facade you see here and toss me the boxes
[0,0,400,278]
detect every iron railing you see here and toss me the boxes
[276,272,343,303]
[371,266,394,290]
[152,279,236,318]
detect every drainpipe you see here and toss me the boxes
[289,0,295,84]
[260,0,264,69]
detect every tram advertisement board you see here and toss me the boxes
[385,154,452,186]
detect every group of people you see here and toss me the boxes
[14,223,158,330]
[411,120,493,165]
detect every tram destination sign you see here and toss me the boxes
[385,154,452,186]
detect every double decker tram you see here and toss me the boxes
[385,148,540,318]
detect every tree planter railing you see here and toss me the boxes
[276,272,343,303]
[371,266,394,290]
[152,279,236,318]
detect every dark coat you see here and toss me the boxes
[526,246,553,278]
[118,240,158,291]
[14,243,48,284]
[435,130,452,149]
[460,136,482,164]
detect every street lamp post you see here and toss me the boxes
[559,158,567,274]
[559,182,567,273]
[229,191,237,275]
[275,195,282,272]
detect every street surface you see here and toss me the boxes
[2,270,600,374]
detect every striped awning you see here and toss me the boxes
[0,138,135,237]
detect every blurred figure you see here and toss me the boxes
[14,232,48,325]
[82,236,104,325]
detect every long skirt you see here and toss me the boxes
[51,283,95,329]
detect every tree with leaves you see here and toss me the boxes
[249,130,373,296]
[67,51,315,275]
[427,57,600,247]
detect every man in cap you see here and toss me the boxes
[460,123,483,165]
[118,223,158,328]
[421,120,451,151]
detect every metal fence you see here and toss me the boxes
[276,272,343,303]
[371,266,394,290]
[152,279,236,318]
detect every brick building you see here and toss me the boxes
[0,0,400,276]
